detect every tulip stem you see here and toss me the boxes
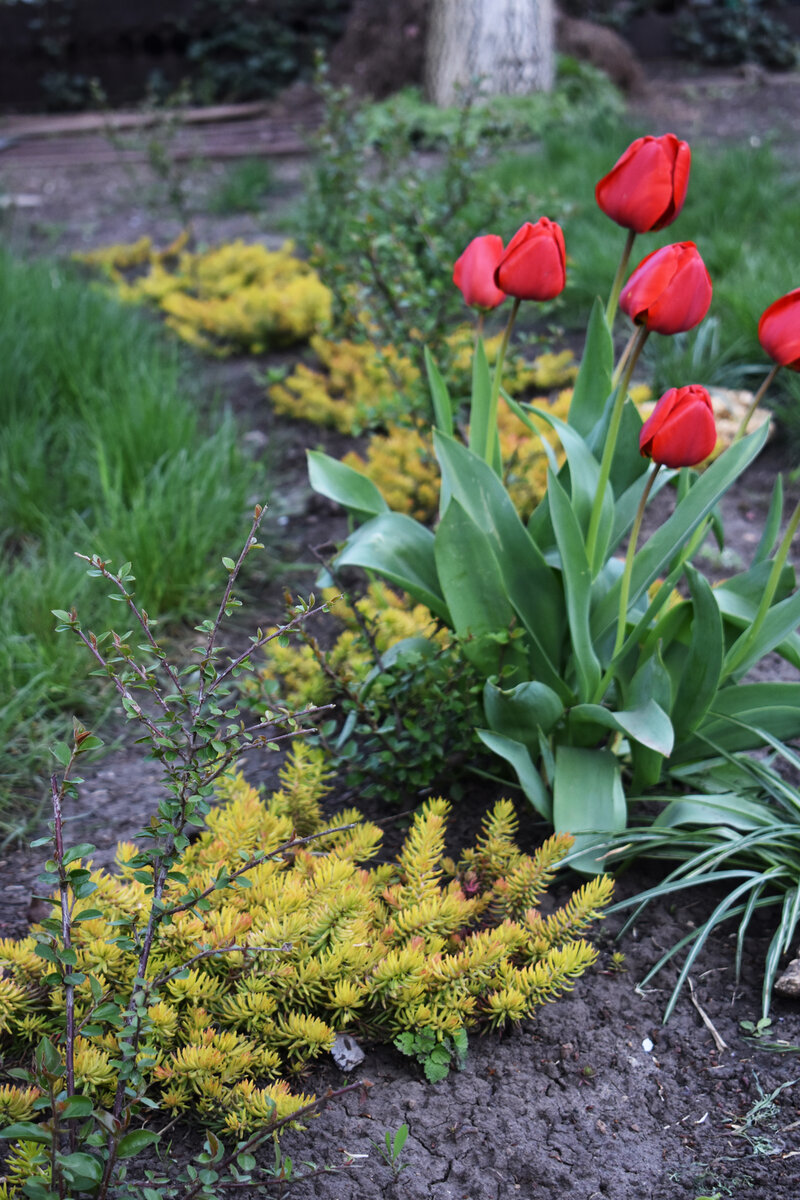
[612,327,638,389]
[585,324,649,572]
[605,229,636,330]
[733,362,780,443]
[612,462,660,661]
[475,312,485,347]
[486,296,520,470]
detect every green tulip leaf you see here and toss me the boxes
[434,499,522,676]
[569,699,674,756]
[624,650,673,790]
[675,682,800,761]
[652,792,775,831]
[567,297,613,437]
[609,457,672,557]
[714,561,796,619]
[425,345,453,438]
[753,474,783,564]
[335,513,450,621]
[523,403,613,557]
[307,450,389,520]
[502,390,560,476]
[467,336,493,464]
[713,563,800,670]
[553,745,626,875]
[723,587,800,680]
[608,399,650,498]
[476,728,552,820]
[591,423,769,641]
[671,563,725,737]
[433,431,567,695]
[627,646,673,714]
[547,469,601,702]
[483,678,564,751]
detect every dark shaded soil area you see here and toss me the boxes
[2,62,800,1199]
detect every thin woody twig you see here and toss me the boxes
[688,976,729,1052]
[149,941,293,991]
[163,822,358,918]
[177,1080,370,1200]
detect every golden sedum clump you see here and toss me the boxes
[75,236,331,354]
[270,333,422,432]
[269,328,577,434]
[0,748,611,1141]
[249,582,448,711]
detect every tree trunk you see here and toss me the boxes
[425,0,554,107]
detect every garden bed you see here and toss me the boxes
[2,64,800,1200]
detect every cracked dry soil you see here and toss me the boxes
[2,62,800,1199]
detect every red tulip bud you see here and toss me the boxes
[596,134,691,234]
[639,385,717,468]
[758,288,800,371]
[620,242,712,336]
[493,218,566,302]
[453,234,507,311]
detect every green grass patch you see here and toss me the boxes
[206,157,275,214]
[0,250,258,840]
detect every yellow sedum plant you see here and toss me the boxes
[75,236,331,355]
[269,328,577,433]
[0,748,612,1149]
[248,582,449,712]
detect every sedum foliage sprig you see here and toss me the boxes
[247,581,484,806]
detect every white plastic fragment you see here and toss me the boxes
[642,1037,654,1053]
[331,1032,365,1071]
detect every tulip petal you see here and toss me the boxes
[453,235,507,311]
[597,140,675,234]
[494,218,566,302]
[596,133,691,234]
[621,242,712,336]
[758,288,800,371]
[652,138,691,231]
[640,385,716,468]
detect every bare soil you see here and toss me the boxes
[2,63,800,1200]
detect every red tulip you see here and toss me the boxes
[639,385,717,468]
[493,218,566,302]
[596,134,691,234]
[758,288,800,371]
[620,242,712,336]
[453,235,507,311]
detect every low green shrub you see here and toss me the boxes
[247,582,485,806]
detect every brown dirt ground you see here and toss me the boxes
[2,62,800,1200]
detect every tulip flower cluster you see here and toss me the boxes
[311,126,800,875]
[452,132,719,471]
